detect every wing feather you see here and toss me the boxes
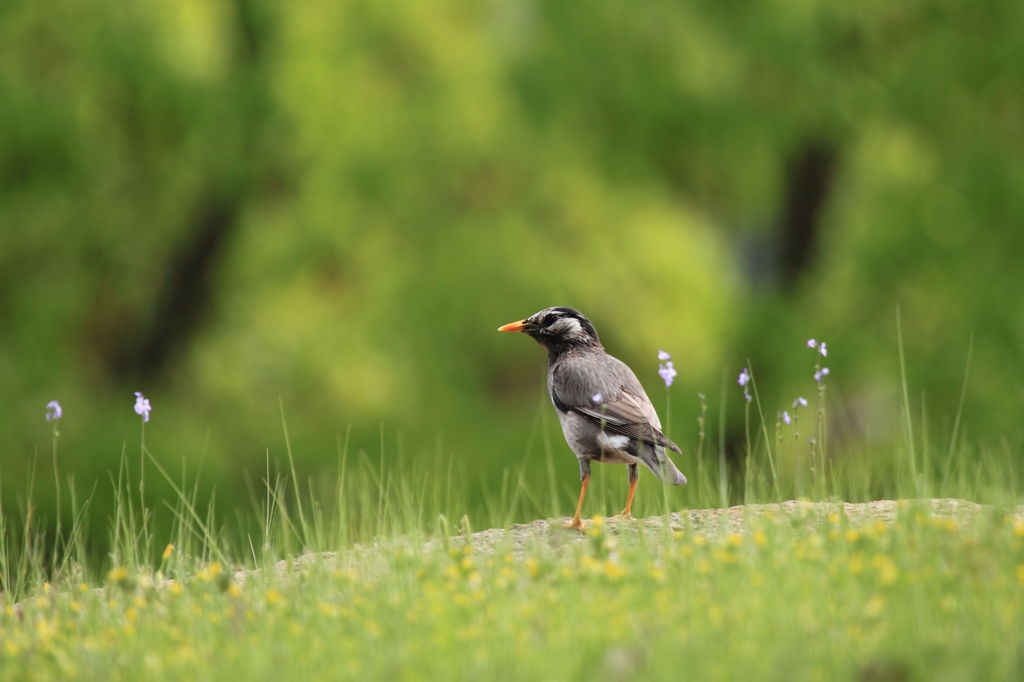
[550,354,682,454]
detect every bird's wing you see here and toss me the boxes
[551,354,682,454]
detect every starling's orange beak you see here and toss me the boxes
[497,319,529,332]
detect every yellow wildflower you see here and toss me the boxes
[603,560,626,579]
[873,554,899,585]
[162,544,174,561]
[35,618,55,643]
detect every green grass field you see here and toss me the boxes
[2,497,1023,681]
[3,360,1023,681]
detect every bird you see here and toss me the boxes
[498,306,686,531]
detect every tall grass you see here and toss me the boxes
[2,326,1021,604]
[2,334,1021,681]
[1,401,1020,605]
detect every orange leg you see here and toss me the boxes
[611,464,639,519]
[565,473,590,531]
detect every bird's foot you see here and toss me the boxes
[609,512,634,521]
[564,516,585,533]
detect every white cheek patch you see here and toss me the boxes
[597,432,630,452]
[551,317,582,335]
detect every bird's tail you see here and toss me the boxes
[640,445,687,485]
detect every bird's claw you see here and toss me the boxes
[610,512,634,521]
[564,517,585,533]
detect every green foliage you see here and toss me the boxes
[1,0,1022,550]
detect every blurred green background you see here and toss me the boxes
[2,0,1022,547]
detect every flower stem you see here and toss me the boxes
[51,422,61,569]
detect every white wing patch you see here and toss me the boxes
[596,432,630,452]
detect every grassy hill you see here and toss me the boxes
[3,496,1022,681]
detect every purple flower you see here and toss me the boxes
[793,396,808,408]
[813,367,830,383]
[781,411,791,425]
[657,350,672,362]
[591,393,603,404]
[807,338,828,356]
[658,361,677,387]
[45,400,62,422]
[133,392,152,422]
[736,368,752,402]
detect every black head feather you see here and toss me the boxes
[522,307,601,359]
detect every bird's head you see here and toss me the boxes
[498,307,601,355]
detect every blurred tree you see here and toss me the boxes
[112,0,283,380]
[0,0,1021,553]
